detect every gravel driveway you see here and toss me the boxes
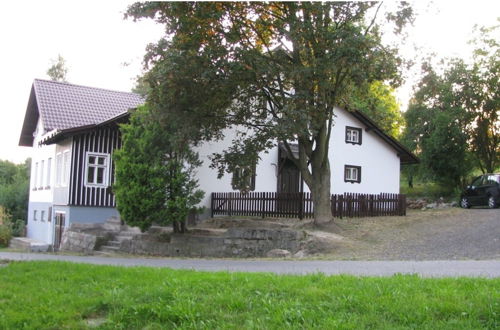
[328,207,500,260]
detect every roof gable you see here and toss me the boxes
[19,79,143,146]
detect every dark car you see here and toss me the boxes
[460,173,500,209]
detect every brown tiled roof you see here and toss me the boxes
[19,79,143,146]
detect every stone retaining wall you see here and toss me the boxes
[120,228,307,258]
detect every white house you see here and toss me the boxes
[19,79,417,246]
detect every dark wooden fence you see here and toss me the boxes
[211,192,406,219]
[331,193,406,218]
[211,192,314,219]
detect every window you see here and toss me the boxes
[41,210,45,222]
[56,153,62,186]
[33,210,37,221]
[344,165,361,183]
[346,126,362,145]
[40,159,44,189]
[33,162,38,190]
[231,165,256,192]
[46,158,52,188]
[85,152,110,187]
[62,151,70,186]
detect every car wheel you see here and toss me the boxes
[460,197,470,209]
[487,196,497,209]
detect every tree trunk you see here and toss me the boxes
[172,220,180,233]
[310,160,332,225]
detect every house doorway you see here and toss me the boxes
[53,212,66,250]
[278,159,301,193]
[277,144,304,215]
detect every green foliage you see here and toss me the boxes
[403,22,499,187]
[348,81,404,138]
[127,2,413,222]
[0,261,498,328]
[46,54,68,82]
[0,159,30,225]
[113,106,203,233]
[0,206,12,247]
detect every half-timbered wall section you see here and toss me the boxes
[69,125,121,207]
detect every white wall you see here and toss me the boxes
[194,127,278,211]
[27,119,57,243]
[328,107,400,194]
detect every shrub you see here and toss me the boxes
[0,223,12,247]
[0,206,13,247]
[11,219,26,237]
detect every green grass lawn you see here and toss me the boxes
[0,261,498,329]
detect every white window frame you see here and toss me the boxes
[40,159,45,189]
[344,165,361,183]
[346,126,362,145]
[46,158,52,189]
[84,152,110,187]
[62,150,70,186]
[56,153,63,186]
[33,162,38,190]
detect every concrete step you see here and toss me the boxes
[100,245,120,253]
[116,234,136,241]
[9,237,50,252]
[106,240,121,247]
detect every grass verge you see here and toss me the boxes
[0,261,498,329]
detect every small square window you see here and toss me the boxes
[346,126,362,145]
[344,165,361,183]
[85,152,110,187]
[232,165,256,192]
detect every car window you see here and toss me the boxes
[486,175,499,185]
[471,176,483,187]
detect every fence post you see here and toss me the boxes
[339,194,343,219]
[299,192,304,220]
[211,192,214,218]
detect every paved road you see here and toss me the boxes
[1,252,499,278]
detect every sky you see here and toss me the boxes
[0,0,498,164]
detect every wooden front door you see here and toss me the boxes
[54,213,66,250]
[278,159,300,193]
[277,159,302,216]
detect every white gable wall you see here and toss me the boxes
[329,107,400,194]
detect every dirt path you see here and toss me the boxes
[315,208,500,260]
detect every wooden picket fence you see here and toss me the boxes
[211,192,314,219]
[211,192,406,219]
[331,193,406,218]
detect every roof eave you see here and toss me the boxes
[18,85,39,147]
[39,111,131,145]
[349,109,419,165]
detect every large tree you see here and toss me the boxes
[403,23,499,186]
[466,24,499,173]
[127,2,413,223]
